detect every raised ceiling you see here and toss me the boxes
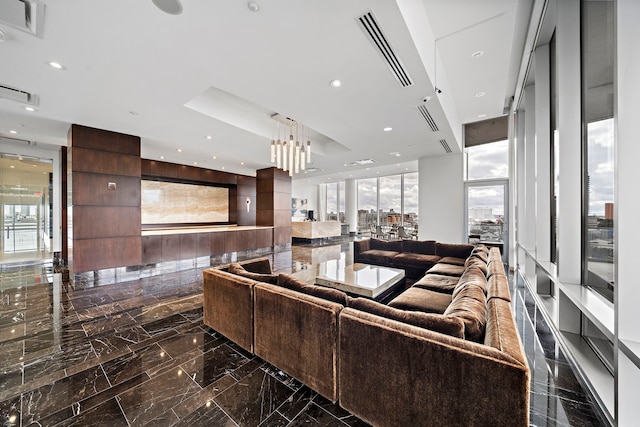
[0,0,532,183]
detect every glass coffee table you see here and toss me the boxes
[315,259,405,301]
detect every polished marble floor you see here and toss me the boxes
[0,238,607,426]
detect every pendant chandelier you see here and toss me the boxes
[269,115,311,176]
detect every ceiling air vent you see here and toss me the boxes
[351,159,377,165]
[0,84,39,105]
[417,105,438,132]
[0,136,37,146]
[439,139,452,153]
[356,9,413,88]
[0,0,45,37]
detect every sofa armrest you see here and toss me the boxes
[203,268,255,353]
[353,239,371,263]
[238,257,273,274]
[338,308,530,427]
[254,283,342,402]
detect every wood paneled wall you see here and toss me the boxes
[256,167,291,245]
[68,124,142,273]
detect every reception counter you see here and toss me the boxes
[291,221,341,240]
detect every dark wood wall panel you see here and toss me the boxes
[69,124,142,274]
[73,237,141,272]
[196,233,212,257]
[257,167,291,245]
[73,206,141,239]
[72,173,141,206]
[142,236,162,264]
[70,125,140,156]
[72,147,141,177]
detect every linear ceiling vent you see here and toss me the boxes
[356,9,413,88]
[0,0,45,37]
[0,84,39,105]
[351,158,377,165]
[0,136,37,146]
[416,105,439,132]
[439,139,452,153]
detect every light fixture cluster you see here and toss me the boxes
[269,116,311,176]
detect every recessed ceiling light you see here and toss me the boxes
[240,162,244,165]
[24,106,36,112]
[10,165,15,168]
[9,130,18,134]
[405,168,409,171]
[221,167,225,170]
[205,135,212,140]
[193,162,198,165]
[390,152,401,157]
[330,79,342,88]
[48,61,64,70]
[248,1,259,12]
[383,127,392,132]
[212,156,217,160]
[471,51,484,59]
[475,92,485,98]
[343,163,348,167]
[160,156,165,159]
[478,113,487,118]
[176,148,182,153]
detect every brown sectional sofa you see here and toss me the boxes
[202,244,530,426]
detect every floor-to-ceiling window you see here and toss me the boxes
[403,172,418,228]
[378,175,401,226]
[356,178,377,232]
[325,181,345,222]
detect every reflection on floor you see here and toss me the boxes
[0,237,607,426]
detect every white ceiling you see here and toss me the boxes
[0,0,532,184]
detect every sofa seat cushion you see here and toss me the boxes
[427,263,466,277]
[228,263,278,284]
[388,287,452,314]
[437,256,466,266]
[348,297,464,339]
[357,250,400,267]
[277,273,348,306]
[412,274,460,294]
[444,284,487,342]
[436,242,474,259]
[391,253,440,270]
[401,239,436,255]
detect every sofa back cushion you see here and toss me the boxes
[454,266,487,295]
[228,263,278,284]
[463,257,488,276]
[402,239,436,255]
[444,284,487,342]
[277,273,348,306]
[349,297,464,339]
[436,242,474,259]
[369,238,403,252]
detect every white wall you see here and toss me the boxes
[418,153,464,243]
[291,179,318,215]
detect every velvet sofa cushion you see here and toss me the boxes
[401,239,436,255]
[412,274,460,294]
[444,284,487,342]
[228,263,278,284]
[348,297,464,339]
[486,260,506,279]
[435,242,474,259]
[277,273,348,306]
[388,286,452,314]
[391,253,440,271]
[356,250,400,267]
[427,263,466,277]
[487,274,512,302]
[469,249,489,264]
[455,265,488,295]
[369,238,403,252]
[464,257,488,276]
[437,256,466,266]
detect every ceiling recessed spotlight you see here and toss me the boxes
[390,152,401,157]
[48,61,64,70]
[212,156,217,159]
[383,127,392,132]
[329,79,342,88]
[471,50,484,59]
[248,1,259,12]
[221,166,225,170]
[422,96,431,103]
[9,130,18,134]
[24,106,36,112]
[405,168,409,171]
[176,148,182,153]
[366,168,370,171]
[193,162,198,165]
[160,156,165,159]
[152,0,183,15]
[240,162,244,165]
[205,135,212,140]
[343,163,348,167]
[475,92,485,98]
[478,113,487,118]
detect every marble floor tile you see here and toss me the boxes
[55,398,129,427]
[180,344,251,388]
[90,325,151,358]
[101,343,169,386]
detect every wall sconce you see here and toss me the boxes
[246,197,251,212]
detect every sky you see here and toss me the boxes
[587,118,614,217]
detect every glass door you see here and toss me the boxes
[465,180,508,262]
